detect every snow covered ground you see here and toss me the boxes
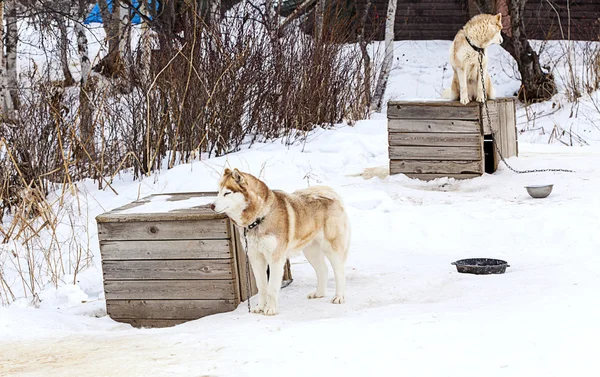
[2,40,600,376]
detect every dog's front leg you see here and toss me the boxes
[263,255,286,316]
[247,250,268,313]
[457,67,469,105]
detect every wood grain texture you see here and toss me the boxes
[389,146,481,161]
[481,100,499,135]
[104,280,236,300]
[96,191,225,223]
[387,102,480,120]
[388,119,481,133]
[100,239,232,260]
[102,260,234,280]
[403,173,481,181]
[231,222,258,301]
[390,160,483,174]
[388,132,481,147]
[98,219,229,241]
[106,299,237,320]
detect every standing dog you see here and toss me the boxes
[211,168,351,316]
[444,13,503,104]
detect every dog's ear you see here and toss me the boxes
[232,168,245,184]
[495,13,502,23]
[224,168,231,176]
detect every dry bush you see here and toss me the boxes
[0,0,376,305]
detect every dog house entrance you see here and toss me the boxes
[484,135,496,174]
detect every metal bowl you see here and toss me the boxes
[525,184,553,199]
[451,258,510,275]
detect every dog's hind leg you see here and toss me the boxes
[485,72,495,99]
[323,242,346,304]
[303,241,328,299]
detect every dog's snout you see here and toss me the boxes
[210,203,216,211]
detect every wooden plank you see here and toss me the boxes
[388,132,480,147]
[481,100,499,134]
[104,280,236,300]
[96,191,225,223]
[98,219,229,241]
[232,222,258,302]
[402,173,482,181]
[102,260,234,280]
[230,222,242,302]
[500,100,510,159]
[390,160,483,174]
[504,99,518,158]
[100,239,232,260]
[387,102,480,120]
[388,119,481,133]
[106,299,237,319]
[389,146,481,161]
[114,318,190,328]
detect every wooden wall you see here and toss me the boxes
[360,0,599,41]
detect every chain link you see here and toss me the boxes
[476,52,574,174]
[243,227,252,313]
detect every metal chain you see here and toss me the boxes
[243,227,252,313]
[476,52,575,174]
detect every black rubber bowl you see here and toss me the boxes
[451,258,510,275]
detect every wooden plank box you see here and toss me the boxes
[387,98,518,180]
[96,192,258,328]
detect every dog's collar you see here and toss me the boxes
[464,31,484,55]
[246,217,264,230]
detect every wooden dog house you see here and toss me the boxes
[96,192,258,328]
[387,98,518,180]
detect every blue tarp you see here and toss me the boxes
[84,0,158,25]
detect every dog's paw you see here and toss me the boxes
[251,304,265,314]
[476,95,485,103]
[331,295,345,304]
[307,292,325,299]
[263,306,279,316]
[460,96,470,105]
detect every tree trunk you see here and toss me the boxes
[358,0,372,112]
[472,0,556,102]
[370,0,396,112]
[139,0,152,79]
[5,0,18,110]
[75,20,91,85]
[94,0,123,77]
[210,0,221,25]
[57,17,75,86]
[75,1,96,166]
[0,4,14,115]
[507,0,556,102]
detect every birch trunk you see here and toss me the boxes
[139,0,152,79]
[315,0,325,41]
[0,3,13,114]
[75,1,96,163]
[210,0,221,25]
[5,0,18,110]
[75,21,91,85]
[57,17,75,86]
[370,0,396,112]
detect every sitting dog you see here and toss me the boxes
[211,168,351,316]
[444,13,504,104]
